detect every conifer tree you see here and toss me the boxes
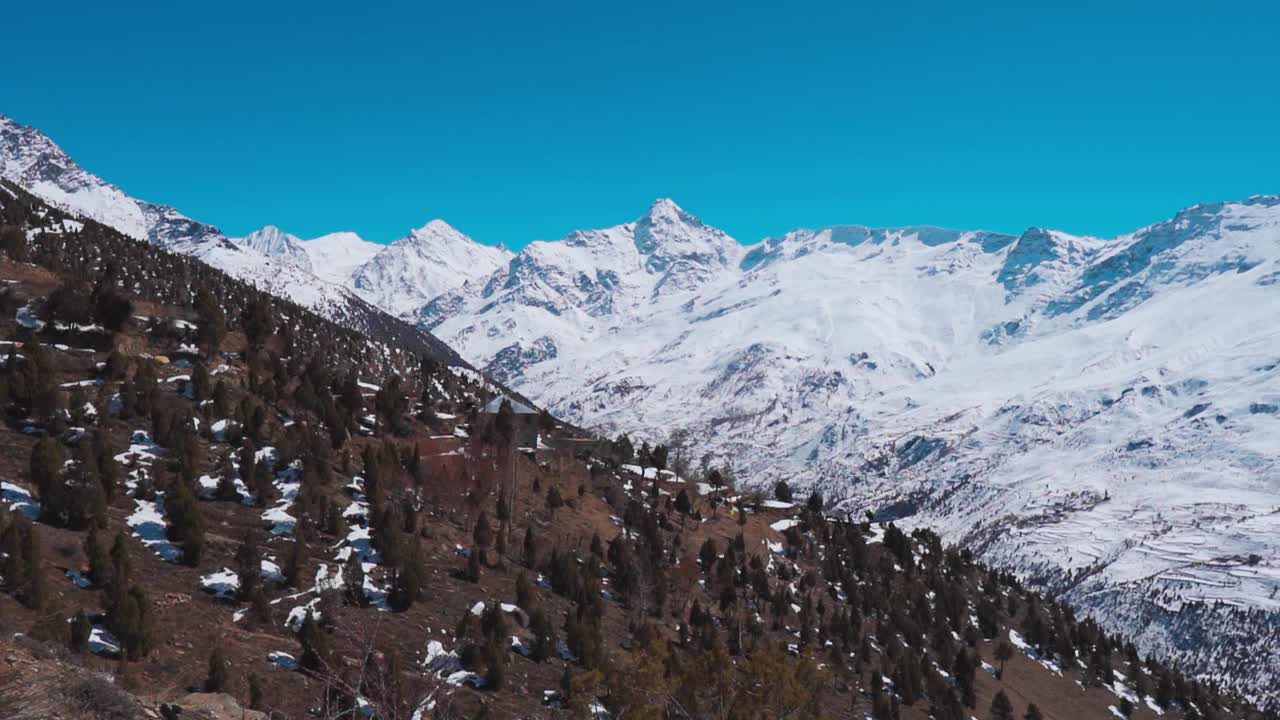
[523,526,537,568]
[20,521,48,611]
[70,609,92,653]
[191,360,211,402]
[343,558,367,606]
[473,509,492,553]
[91,282,133,332]
[206,643,229,692]
[285,534,309,589]
[30,436,66,524]
[94,431,120,501]
[248,672,266,711]
[990,690,1013,720]
[546,485,564,512]
[389,544,424,611]
[0,225,27,261]
[166,481,205,566]
[85,527,113,589]
[774,479,793,503]
[466,545,482,582]
[107,585,155,659]
[216,461,241,502]
[675,488,692,516]
[995,640,1014,678]
[299,609,329,671]
[516,571,534,611]
[110,531,132,589]
[235,531,263,601]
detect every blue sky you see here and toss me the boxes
[5,1,1277,247]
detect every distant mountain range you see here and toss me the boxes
[2,112,1277,707]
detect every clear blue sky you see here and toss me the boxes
[5,1,1277,247]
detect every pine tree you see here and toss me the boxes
[953,650,977,708]
[107,585,155,660]
[529,607,555,662]
[995,640,1014,678]
[473,510,492,555]
[206,643,229,692]
[166,481,205,566]
[191,360,211,403]
[675,488,692,516]
[20,521,48,611]
[94,432,120,501]
[91,282,133,332]
[523,526,537,568]
[218,472,243,508]
[1156,673,1175,709]
[85,528,113,589]
[990,690,1014,720]
[299,609,329,671]
[774,479,793,503]
[0,225,28,261]
[806,489,823,513]
[546,485,564,512]
[248,672,266,710]
[699,538,718,571]
[516,571,535,611]
[284,534,309,588]
[235,531,263,601]
[110,531,133,589]
[70,610,92,653]
[30,436,66,524]
[389,546,424,611]
[343,559,367,606]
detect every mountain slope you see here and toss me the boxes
[0,114,465,366]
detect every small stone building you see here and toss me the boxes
[480,394,541,447]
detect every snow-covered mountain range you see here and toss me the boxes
[422,197,1280,706]
[228,220,508,319]
[3,111,1277,705]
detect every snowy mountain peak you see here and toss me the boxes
[242,224,297,249]
[295,231,381,285]
[631,198,743,294]
[232,225,312,273]
[349,219,511,320]
[401,218,473,247]
[640,196,687,221]
[635,197,731,252]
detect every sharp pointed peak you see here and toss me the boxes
[405,218,467,239]
[247,224,289,236]
[422,217,459,231]
[643,197,691,220]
